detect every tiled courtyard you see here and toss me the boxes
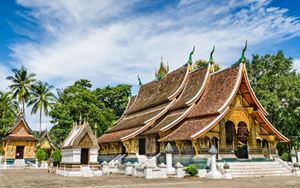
[0,169,299,188]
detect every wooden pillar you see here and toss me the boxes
[175,141,184,154]
[219,120,226,147]
[192,139,199,156]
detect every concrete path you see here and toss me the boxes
[0,169,299,188]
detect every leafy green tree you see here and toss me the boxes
[247,51,300,152]
[94,84,131,118]
[49,79,116,145]
[36,148,47,162]
[50,149,61,166]
[0,91,18,139]
[28,81,55,133]
[6,66,36,113]
[194,59,221,71]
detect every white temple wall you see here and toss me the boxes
[61,149,81,163]
[89,148,98,163]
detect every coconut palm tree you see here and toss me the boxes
[6,66,36,114]
[27,81,55,133]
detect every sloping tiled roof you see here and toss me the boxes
[144,67,209,134]
[169,67,208,110]
[144,110,184,135]
[160,115,218,141]
[99,62,288,144]
[62,122,99,149]
[126,65,188,114]
[37,130,57,149]
[98,126,142,143]
[7,112,33,135]
[98,65,189,143]
[106,103,168,133]
[187,66,240,118]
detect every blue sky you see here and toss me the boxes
[0,0,300,130]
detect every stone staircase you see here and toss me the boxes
[217,160,293,178]
[13,159,26,167]
[80,166,93,177]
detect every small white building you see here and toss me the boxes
[58,121,100,176]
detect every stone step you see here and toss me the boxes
[223,166,286,170]
[13,159,26,167]
[219,162,281,166]
[227,168,290,173]
[231,172,292,178]
[217,161,292,178]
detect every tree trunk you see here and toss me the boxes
[39,108,42,134]
[22,99,25,116]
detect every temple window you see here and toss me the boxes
[262,139,269,148]
[211,137,219,149]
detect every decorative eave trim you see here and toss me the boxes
[191,106,229,139]
[168,65,189,100]
[257,110,289,142]
[144,100,177,124]
[242,64,269,116]
[160,103,195,132]
[108,96,137,131]
[8,116,33,135]
[186,65,211,105]
[62,124,76,147]
[121,122,152,141]
[121,100,177,141]
[217,63,243,113]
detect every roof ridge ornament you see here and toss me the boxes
[209,45,215,73]
[209,45,215,64]
[240,40,247,63]
[187,46,195,65]
[137,75,142,86]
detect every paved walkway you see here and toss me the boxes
[0,169,299,188]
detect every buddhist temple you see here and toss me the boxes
[37,130,57,157]
[98,47,289,162]
[2,112,37,166]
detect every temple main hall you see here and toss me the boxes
[98,49,289,162]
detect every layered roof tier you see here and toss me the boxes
[98,62,289,144]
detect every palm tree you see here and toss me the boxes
[6,66,36,114]
[27,81,55,133]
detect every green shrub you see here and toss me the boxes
[36,149,47,162]
[51,149,62,166]
[281,152,290,161]
[185,165,198,176]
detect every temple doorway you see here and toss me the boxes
[138,137,146,155]
[81,148,89,164]
[16,146,24,159]
[121,144,126,154]
[236,121,249,158]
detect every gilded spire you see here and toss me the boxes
[240,40,247,63]
[137,75,142,86]
[155,57,169,80]
[187,46,195,65]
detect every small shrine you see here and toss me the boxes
[37,130,57,157]
[58,121,101,176]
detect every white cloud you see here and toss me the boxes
[0,64,10,91]
[294,59,300,72]
[2,0,300,130]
